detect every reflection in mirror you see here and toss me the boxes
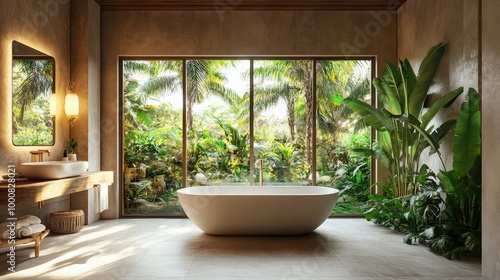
[12,41,55,146]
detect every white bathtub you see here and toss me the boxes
[177,186,339,235]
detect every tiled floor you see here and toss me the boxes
[0,218,481,279]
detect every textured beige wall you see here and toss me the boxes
[70,0,90,163]
[69,0,101,169]
[0,0,71,223]
[101,10,399,218]
[482,0,500,277]
[69,0,102,224]
[398,0,480,171]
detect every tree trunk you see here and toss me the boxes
[186,92,193,132]
[305,74,313,165]
[286,100,296,142]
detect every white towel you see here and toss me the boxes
[15,219,31,229]
[18,215,41,225]
[13,215,42,230]
[17,224,46,238]
[99,183,109,213]
[94,186,100,214]
[0,222,11,239]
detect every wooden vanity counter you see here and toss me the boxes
[0,171,113,204]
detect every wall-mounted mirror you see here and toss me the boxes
[12,41,55,146]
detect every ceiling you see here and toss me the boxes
[95,0,407,11]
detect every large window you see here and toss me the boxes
[121,58,373,216]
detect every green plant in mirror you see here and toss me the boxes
[345,43,463,197]
[12,41,55,146]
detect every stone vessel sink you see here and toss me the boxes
[19,161,89,180]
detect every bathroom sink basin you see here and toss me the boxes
[19,161,89,180]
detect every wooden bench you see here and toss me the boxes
[0,229,50,257]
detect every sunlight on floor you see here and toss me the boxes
[0,218,482,280]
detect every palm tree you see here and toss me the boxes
[252,60,363,164]
[185,60,239,132]
[122,60,181,130]
[124,60,238,132]
[12,59,54,121]
[316,60,370,145]
[252,60,303,142]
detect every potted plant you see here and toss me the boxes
[66,137,78,161]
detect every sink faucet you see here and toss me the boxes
[30,150,50,162]
[257,159,263,186]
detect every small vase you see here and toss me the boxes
[68,154,77,161]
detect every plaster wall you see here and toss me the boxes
[0,0,71,224]
[481,0,500,277]
[398,0,480,172]
[101,10,399,218]
[69,0,102,224]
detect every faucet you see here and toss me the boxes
[257,159,263,186]
[30,150,50,162]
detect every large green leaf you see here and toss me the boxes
[402,59,417,98]
[405,115,441,155]
[383,61,402,91]
[374,78,401,115]
[414,119,456,157]
[453,88,481,177]
[344,98,394,131]
[408,43,446,118]
[353,147,390,168]
[124,80,139,92]
[428,119,457,155]
[378,131,394,161]
[421,87,463,129]
[135,107,155,126]
[399,59,417,112]
[437,169,460,194]
[382,61,405,112]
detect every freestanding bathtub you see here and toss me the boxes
[177,186,339,235]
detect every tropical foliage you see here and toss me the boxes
[122,59,372,215]
[12,59,54,145]
[345,43,462,197]
[349,43,481,260]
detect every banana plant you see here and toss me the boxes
[345,43,463,197]
[427,88,481,259]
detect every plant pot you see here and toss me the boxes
[68,154,77,161]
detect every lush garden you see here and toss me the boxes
[122,59,373,216]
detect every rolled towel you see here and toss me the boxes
[17,224,46,238]
[15,219,31,229]
[0,222,10,239]
[14,215,42,229]
[18,215,42,225]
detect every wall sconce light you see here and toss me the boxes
[65,81,79,126]
[49,93,57,117]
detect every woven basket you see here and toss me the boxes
[50,210,85,234]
